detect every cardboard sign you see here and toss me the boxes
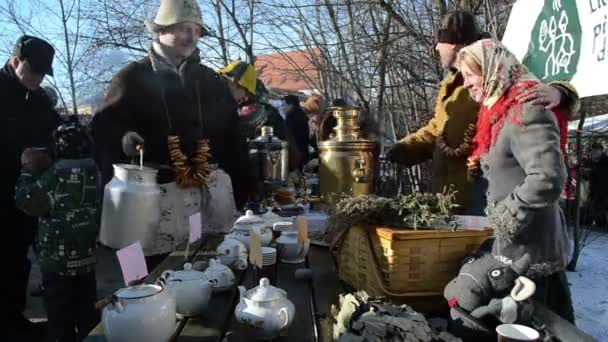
[296,215,309,244]
[116,241,148,286]
[249,229,263,269]
[189,212,202,243]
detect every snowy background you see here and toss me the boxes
[568,232,608,342]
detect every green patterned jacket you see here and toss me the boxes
[15,158,100,275]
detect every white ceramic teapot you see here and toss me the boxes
[276,229,310,264]
[230,210,273,249]
[203,258,236,293]
[101,283,176,342]
[160,263,214,316]
[235,278,295,339]
[216,237,248,270]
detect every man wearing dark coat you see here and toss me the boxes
[283,95,310,171]
[91,0,246,269]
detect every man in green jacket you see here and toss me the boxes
[387,10,579,215]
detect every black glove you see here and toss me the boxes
[121,131,144,157]
[384,144,400,163]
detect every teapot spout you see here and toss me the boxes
[238,286,246,302]
[297,239,311,259]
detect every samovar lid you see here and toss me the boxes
[250,126,285,149]
[320,106,377,145]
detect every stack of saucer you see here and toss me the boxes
[261,247,277,266]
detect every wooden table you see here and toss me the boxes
[85,235,341,342]
[85,235,596,342]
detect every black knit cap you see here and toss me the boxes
[436,10,480,45]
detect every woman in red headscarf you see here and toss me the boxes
[459,38,574,323]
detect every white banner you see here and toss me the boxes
[502,0,608,98]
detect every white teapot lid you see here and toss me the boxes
[244,278,287,302]
[170,263,205,281]
[235,210,264,225]
[115,284,162,299]
[206,258,229,271]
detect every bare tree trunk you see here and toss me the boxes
[213,0,229,66]
[59,0,80,115]
[435,0,447,16]
[374,13,392,150]
[248,0,255,64]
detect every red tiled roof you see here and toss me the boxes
[255,49,320,92]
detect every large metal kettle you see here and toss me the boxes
[318,107,378,197]
[99,164,161,250]
[248,126,289,194]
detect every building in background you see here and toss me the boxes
[255,48,321,97]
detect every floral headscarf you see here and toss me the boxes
[459,39,537,108]
[460,39,568,175]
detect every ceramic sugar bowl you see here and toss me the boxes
[160,263,214,316]
[235,278,295,339]
[216,236,248,270]
[203,259,236,293]
[230,210,273,249]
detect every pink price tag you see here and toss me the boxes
[116,241,148,287]
[189,213,202,243]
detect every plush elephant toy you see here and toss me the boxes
[443,252,536,341]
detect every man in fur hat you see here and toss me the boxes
[92,0,246,268]
[387,10,579,215]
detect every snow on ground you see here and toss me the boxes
[568,231,608,342]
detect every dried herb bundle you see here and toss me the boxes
[392,189,458,229]
[325,188,459,246]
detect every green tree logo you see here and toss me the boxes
[522,0,582,81]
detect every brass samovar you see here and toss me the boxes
[318,107,378,197]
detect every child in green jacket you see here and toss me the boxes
[16,122,100,342]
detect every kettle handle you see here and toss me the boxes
[159,270,174,283]
[158,270,180,288]
[95,295,124,313]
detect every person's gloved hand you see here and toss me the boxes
[21,147,52,174]
[304,158,319,173]
[121,131,144,157]
[384,144,402,163]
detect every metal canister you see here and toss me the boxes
[248,126,289,183]
[99,164,161,250]
[318,107,378,197]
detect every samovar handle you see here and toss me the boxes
[353,158,370,183]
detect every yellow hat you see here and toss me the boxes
[145,0,204,34]
[218,61,257,96]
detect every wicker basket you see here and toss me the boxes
[335,224,493,312]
